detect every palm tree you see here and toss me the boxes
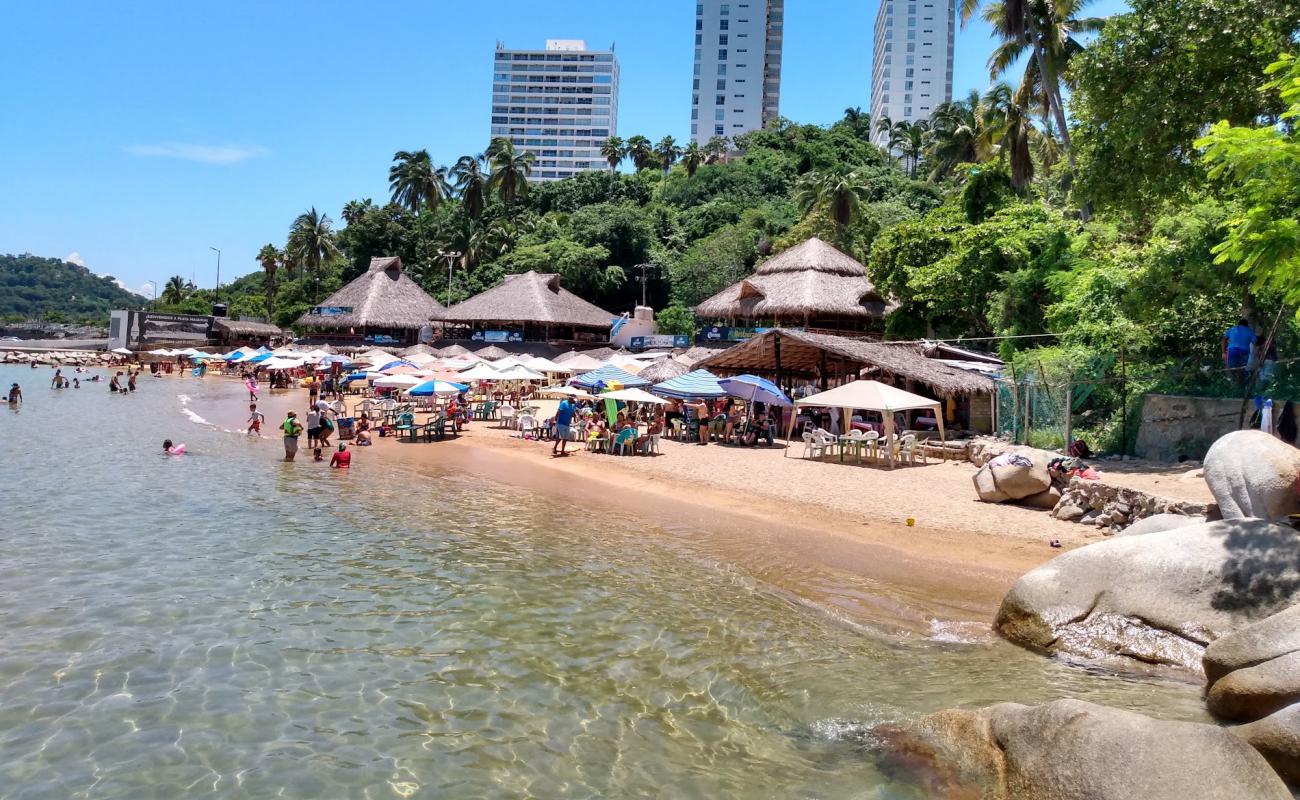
[703,135,729,163]
[388,149,449,214]
[286,207,340,290]
[451,154,489,221]
[486,137,534,216]
[625,135,654,171]
[681,141,705,177]
[795,170,870,227]
[340,199,374,227]
[888,120,930,178]
[926,91,985,180]
[980,82,1036,188]
[600,136,626,173]
[965,0,1105,170]
[256,244,281,319]
[161,275,189,306]
[654,136,680,174]
[843,106,872,137]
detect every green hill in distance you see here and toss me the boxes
[0,253,147,322]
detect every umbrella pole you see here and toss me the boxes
[783,405,797,458]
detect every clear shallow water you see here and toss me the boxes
[0,365,1206,799]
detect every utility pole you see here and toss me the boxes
[439,251,461,307]
[632,262,655,307]
[209,247,222,303]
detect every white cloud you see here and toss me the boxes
[124,142,268,165]
[65,251,86,266]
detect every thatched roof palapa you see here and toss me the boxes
[295,257,443,330]
[696,329,995,397]
[474,345,511,359]
[636,357,691,383]
[213,318,283,337]
[436,270,615,329]
[401,343,440,357]
[694,237,889,321]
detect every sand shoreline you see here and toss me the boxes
[188,378,1210,635]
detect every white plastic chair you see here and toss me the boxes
[802,430,832,459]
[516,413,538,437]
[498,405,517,428]
[896,433,926,465]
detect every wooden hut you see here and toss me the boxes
[696,329,997,433]
[294,256,443,346]
[693,237,890,334]
[435,270,615,345]
[637,356,691,383]
[212,318,283,348]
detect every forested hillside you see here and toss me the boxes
[0,254,146,322]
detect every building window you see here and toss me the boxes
[717,64,726,75]
[715,124,725,135]
[716,78,726,89]
[716,94,725,105]
[719,34,728,45]
[718,48,727,60]
[719,19,729,30]
[715,108,725,120]
[697,19,703,30]
[720,3,729,14]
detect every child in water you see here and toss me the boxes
[313,447,324,462]
[162,439,186,456]
[247,403,264,437]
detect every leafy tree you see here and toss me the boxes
[256,244,281,319]
[569,203,654,267]
[1196,54,1300,308]
[286,207,340,288]
[980,82,1036,188]
[162,275,191,305]
[1071,0,1300,213]
[388,149,449,214]
[795,169,870,227]
[703,136,730,163]
[487,137,535,215]
[681,141,705,177]
[666,224,764,306]
[499,239,620,296]
[625,135,654,171]
[887,120,929,178]
[451,155,489,221]
[341,199,375,226]
[655,304,696,336]
[655,136,681,174]
[0,254,147,320]
[601,136,625,173]
[926,92,985,180]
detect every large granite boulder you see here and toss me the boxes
[872,698,1291,799]
[1205,604,1300,721]
[1204,430,1300,519]
[1236,703,1300,785]
[973,449,1053,503]
[995,519,1300,672]
[1116,512,1203,537]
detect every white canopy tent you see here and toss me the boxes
[558,354,604,372]
[493,365,546,381]
[786,380,943,467]
[372,374,424,388]
[600,387,667,405]
[456,363,505,382]
[260,356,307,370]
[526,356,572,374]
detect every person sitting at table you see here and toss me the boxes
[636,413,664,454]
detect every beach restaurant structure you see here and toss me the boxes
[435,270,616,346]
[693,238,891,338]
[294,256,443,347]
[696,329,997,433]
[212,318,283,348]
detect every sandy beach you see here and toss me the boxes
[207,381,1211,634]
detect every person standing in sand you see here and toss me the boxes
[281,411,303,461]
[552,396,576,457]
[692,398,710,445]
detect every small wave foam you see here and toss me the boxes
[927,619,989,644]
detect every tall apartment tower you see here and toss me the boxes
[869,0,956,146]
[490,39,619,182]
[690,0,784,144]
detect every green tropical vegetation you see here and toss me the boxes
[0,254,146,322]
[88,0,1294,453]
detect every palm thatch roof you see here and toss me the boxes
[636,356,691,383]
[674,345,725,367]
[439,344,472,356]
[474,345,512,359]
[213,318,282,337]
[693,237,889,321]
[435,270,616,329]
[695,329,995,397]
[401,343,440,357]
[295,257,443,330]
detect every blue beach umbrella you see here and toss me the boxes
[650,369,726,399]
[246,352,274,364]
[377,359,417,372]
[319,355,353,367]
[407,379,468,397]
[718,374,792,407]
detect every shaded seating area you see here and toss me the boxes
[787,380,944,469]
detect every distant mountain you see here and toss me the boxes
[0,254,147,321]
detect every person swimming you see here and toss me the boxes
[162,439,186,456]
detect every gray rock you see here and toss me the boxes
[873,698,1291,800]
[1204,430,1300,520]
[1205,604,1300,721]
[1054,503,1085,521]
[1235,703,1300,785]
[1117,513,1204,537]
[995,519,1300,672]
[1019,486,1061,510]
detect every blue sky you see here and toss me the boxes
[0,0,1125,298]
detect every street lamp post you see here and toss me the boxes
[146,280,158,310]
[438,251,461,307]
[209,247,221,304]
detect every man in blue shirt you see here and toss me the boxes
[1223,318,1257,381]
[552,397,576,457]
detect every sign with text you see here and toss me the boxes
[309,306,353,316]
[631,335,689,350]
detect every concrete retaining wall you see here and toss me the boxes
[1136,394,1269,462]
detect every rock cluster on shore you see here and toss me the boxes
[1,350,115,367]
[886,429,1300,794]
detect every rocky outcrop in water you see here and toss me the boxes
[1205,603,1300,721]
[995,519,1300,672]
[1235,703,1300,785]
[872,698,1292,799]
[1204,430,1300,520]
[1,350,115,367]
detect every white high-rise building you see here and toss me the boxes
[490,39,619,182]
[869,0,955,146]
[690,0,784,144]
